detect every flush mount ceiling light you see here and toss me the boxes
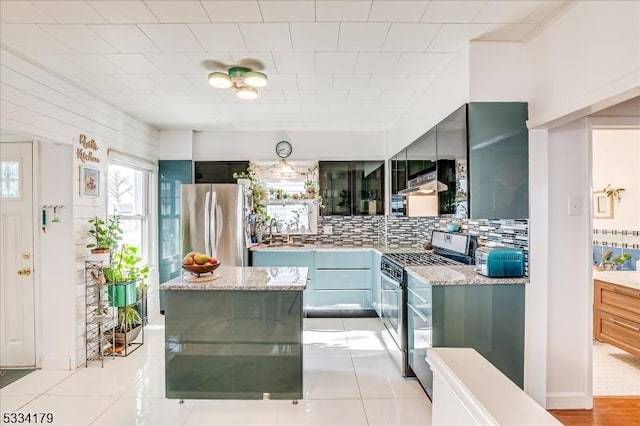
[208,66,268,100]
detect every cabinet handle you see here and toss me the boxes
[609,286,640,298]
[611,319,640,332]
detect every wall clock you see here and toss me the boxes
[275,140,292,158]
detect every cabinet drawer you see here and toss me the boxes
[313,290,372,311]
[315,270,370,290]
[315,251,371,269]
[595,280,640,323]
[596,311,640,358]
[253,251,313,268]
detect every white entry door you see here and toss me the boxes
[0,142,35,367]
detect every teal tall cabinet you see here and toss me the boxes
[158,160,192,312]
[468,102,529,219]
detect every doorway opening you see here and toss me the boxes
[589,113,640,398]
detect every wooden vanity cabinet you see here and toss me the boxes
[594,279,640,357]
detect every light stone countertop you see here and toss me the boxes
[161,266,308,291]
[593,270,640,291]
[406,265,529,286]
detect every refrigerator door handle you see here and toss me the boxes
[204,190,211,255]
[215,202,223,258]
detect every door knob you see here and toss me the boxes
[17,267,31,276]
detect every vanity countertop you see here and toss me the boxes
[593,270,640,291]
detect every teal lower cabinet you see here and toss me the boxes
[164,289,303,400]
[313,251,374,316]
[252,249,377,316]
[432,284,525,388]
[252,251,315,309]
[407,271,525,397]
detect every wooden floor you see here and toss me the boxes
[549,397,640,426]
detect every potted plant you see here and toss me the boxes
[602,184,625,202]
[104,244,149,308]
[87,215,123,264]
[598,250,632,271]
[233,164,271,229]
[102,244,149,347]
[114,303,143,345]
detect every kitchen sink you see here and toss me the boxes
[261,242,306,248]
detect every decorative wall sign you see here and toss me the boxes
[77,134,100,164]
[81,166,100,197]
[593,191,613,218]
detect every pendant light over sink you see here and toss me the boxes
[208,66,268,100]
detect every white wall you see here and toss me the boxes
[592,129,640,230]
[469,42,528,102]
[526,1,640,129]
[37,142,75,369]
[1,47,159,368]
[524,129,550,407]
[193,130,386,161]
[159,130,193,160]
[544,120,593,409]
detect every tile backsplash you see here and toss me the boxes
[592,228,640,271]
[303,215,529,255]
[592,229,640,249]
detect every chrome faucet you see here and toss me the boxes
[267,218,278,244]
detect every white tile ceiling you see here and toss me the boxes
[0,0,573,131]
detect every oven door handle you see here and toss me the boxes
[381,274,402,290]
[407,302,430,323]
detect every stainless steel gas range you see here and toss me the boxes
[379,231,476,378]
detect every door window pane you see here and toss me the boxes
[1,161,20,199]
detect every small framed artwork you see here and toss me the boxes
[593,191,613,218]
[81,166,100,197]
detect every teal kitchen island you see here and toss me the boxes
[161,266,308,400]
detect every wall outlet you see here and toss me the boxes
[323,225,333,235]
[568,195,582,216]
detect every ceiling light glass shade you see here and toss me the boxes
[237,86,258,100]
[208,72,232,89]
[244,71,268,88]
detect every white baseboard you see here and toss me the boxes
[546,392,592,409]
[39,357,72,370]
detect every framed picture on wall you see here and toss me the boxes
[593,191,613,218]
[81,166,100,197]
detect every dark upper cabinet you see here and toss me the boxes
[390,102,528,219]
[407,127,437,182]
[436,105,468,217]
[194,161,249,183]
[319,161,385,216]
[390,150,407,216]
[468,102,528,219]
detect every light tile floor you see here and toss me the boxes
[0,317,432,426]
[592,340,640,396]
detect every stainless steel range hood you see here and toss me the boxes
[398,170,448,196]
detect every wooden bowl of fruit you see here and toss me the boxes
[181,252,220,277]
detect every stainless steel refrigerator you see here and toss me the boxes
[180,184,251,266]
